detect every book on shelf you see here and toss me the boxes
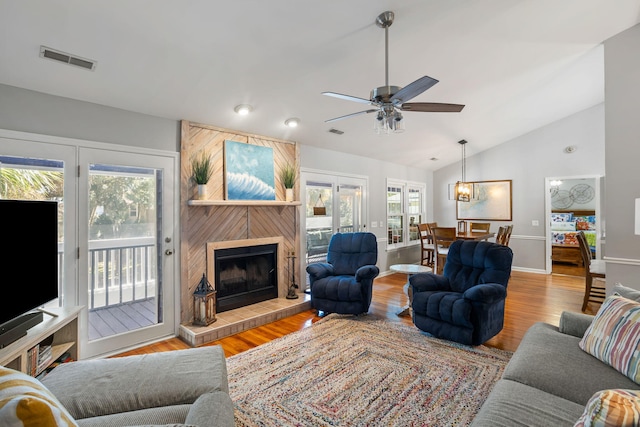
[27,344,39,376]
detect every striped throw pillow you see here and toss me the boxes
[579,294,640,384]
[574,389,640,427]
[0,366,77,427]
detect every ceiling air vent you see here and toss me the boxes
[328,128,344,135]
[39,46,97,71]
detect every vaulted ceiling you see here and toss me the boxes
[1,0,639,170]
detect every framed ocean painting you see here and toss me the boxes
[224,140,276,200]
[456,179,512,221]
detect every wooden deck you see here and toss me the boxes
[88,299,157,340]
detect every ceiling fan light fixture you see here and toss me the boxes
[284,118,300,128]
[234,104,253,115]
[374,109,404,134]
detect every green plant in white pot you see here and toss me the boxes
[191,153,213,200]
[280,163,296,202]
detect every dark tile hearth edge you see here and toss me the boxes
[179,295,311,346]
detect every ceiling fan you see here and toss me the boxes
[322,11,464,131]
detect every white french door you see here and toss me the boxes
[0,130,178,360]
[78,148,177,358]
[301,170,368,289]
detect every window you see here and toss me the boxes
[386,179,426,249]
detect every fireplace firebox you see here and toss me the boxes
[214,243,278,312]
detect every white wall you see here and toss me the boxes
[604,23,640,289]
[433,104,605,271]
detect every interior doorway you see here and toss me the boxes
[545,175,603,275]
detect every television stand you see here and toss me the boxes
[0,311,43,349]
[0,306,82,376]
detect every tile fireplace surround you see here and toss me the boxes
[179,294,311,346]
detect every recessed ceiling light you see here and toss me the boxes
[284,118,300,128]
[234,104,253,115]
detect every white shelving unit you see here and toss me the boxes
[0,306,82,376]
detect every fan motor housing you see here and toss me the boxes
[371,85,401,103]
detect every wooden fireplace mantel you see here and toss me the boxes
[187,200,301,207]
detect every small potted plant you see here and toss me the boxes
[191,152,213,200]
[280,162,296,202]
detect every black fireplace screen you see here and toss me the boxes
[214,243,278,312]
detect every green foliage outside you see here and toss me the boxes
[1,167,156,240]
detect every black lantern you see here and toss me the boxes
[193,273,216,326]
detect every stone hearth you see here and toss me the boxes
[179,294,310,346]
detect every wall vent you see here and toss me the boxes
[39,46,97,71]
[328,128,344,135]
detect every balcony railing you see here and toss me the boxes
[58,237,157,311]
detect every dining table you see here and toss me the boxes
[455,231,495,241]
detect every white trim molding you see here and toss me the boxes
[603,256,640,266]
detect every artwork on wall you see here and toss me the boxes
[224,140,276,200]
[456,180,512,221]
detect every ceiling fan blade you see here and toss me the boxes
[389,76,439,104]
[400,102,465,113]
[325,109,379,123]
[322,91,373,105]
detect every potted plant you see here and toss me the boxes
[280,162,296,202]
[191,152,213,200]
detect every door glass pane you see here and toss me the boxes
[305,181,333,265]
[0,155,65,307]
[87,163,162,340]
[339,184,361,233]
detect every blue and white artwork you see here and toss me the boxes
[224,140,276,200]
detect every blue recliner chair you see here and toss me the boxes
[306,232,380,315]
[410,240,513,345]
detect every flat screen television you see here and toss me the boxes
[0,199,59,346]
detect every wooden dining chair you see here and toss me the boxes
[503,225,513,246]
[417,223,435,268]
[469,222,491,232]
[496,225,513,246]
[432,227,457,274]
[577,230,606,312]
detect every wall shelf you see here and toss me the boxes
[188,200,301,207]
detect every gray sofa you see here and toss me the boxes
[42,346,234,427]
[472,310,640,426]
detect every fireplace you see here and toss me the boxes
[210,242,279,313]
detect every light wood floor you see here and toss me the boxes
[115,269,599,358]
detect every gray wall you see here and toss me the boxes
[0,84,179,152]
[433,103,605,271]
[604,23,640,290]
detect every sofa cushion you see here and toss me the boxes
[471,379,585,427]
[613,283,640,302]
[73,405,191,427]
[579,295,640,384]
[184,391,235,427]
[574,389,640,427]
[503,322,638,405]
[0,366,78,427]
[43,346,229,420]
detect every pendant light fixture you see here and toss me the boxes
[455,139,473,202]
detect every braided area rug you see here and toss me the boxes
[226,314,512,426]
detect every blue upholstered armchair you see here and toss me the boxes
[306,232,379,315]
[410,240,513,345]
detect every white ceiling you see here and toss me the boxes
[1,0,639,170]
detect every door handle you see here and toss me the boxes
[165,249,174,256]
